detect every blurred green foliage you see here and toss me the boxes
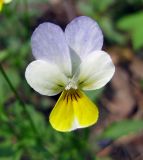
[117,12,143,49]
[100,120,143,139]
[0,0,143,159]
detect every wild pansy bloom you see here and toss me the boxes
[0,0,12,11]
[25,16,115,132]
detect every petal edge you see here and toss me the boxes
[25,60,68,96]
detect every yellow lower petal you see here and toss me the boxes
[49,89,99,132]
[73,90,99,127]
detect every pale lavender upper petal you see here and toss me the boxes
[31,23,71,76]
[65,16,103,60]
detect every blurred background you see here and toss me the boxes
[0,0,143,160]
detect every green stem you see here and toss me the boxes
[0,64,39,136]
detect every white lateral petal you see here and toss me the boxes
[31,23,71,76]
[77,51,115,90]
[65,16,103,60]
[25,60,68,96]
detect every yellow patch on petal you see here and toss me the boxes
[49,89,99,132]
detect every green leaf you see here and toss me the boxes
[12,150,23,160]
[101,120,143,139]
[117,12,143,30]
[132,26,143,49]
[117,12,143,49]
[85,88,103,102]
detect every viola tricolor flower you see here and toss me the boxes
[0,0,12,11]
[25,16,115,132]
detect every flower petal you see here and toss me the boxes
[73,90,99,128]
[77,51,115,90]
[49,91,75,132]
[25,60,68,96]
[65,16,103,60]
[49,89,98,132]
[4,0,12,3]
[31,23,71,76]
